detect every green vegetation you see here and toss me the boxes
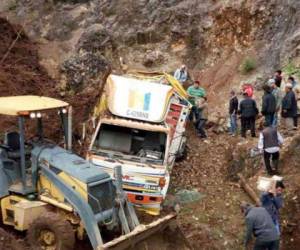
[8,1,17,11]
[283,62,300,79]
[240,57,257,74]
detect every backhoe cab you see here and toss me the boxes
[0,96,175,250]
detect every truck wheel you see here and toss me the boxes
[27,211,75,250]
[175,140,187,162]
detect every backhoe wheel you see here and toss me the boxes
[27,211,75,250]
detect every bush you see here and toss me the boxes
[240,57,257,74]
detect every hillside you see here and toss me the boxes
[0,0,300,249]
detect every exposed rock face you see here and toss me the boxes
[2,0,300,80]
[0,0,299,137]
[1,0,300,112]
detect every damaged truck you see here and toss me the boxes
[87,73,190,215]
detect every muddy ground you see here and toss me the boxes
[171,126,300,250]
[0,16,300,250]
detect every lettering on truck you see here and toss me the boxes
[126,110,149,119]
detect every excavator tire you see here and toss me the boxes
[27,211,75,250]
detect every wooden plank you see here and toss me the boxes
[237,173,261,206]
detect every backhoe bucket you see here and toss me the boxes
[98,166,190,250]
[100,214,186,250]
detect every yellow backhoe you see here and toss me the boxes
[0,96,187,250]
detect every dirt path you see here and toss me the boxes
[171,126,256,249]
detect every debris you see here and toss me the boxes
[175,189,204,205]
[237,173,261,206]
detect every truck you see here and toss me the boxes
[87,73,190,215]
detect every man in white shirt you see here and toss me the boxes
[258,124,284,175]
[174,65,188,85]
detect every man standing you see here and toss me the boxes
[260,181,285,235]
[239,92,258,138]
[270,79,282,127]
[287,76,297,88]
[288,76,300,128]
[261,85,276,127]
[258,124,284,175]
[241,202,279,250]
[229,90,239,136]
[187,80,206,125]
[274,70,282,88]
[196,96,208,138]
[174,65,188,85]
[281,83,297,133]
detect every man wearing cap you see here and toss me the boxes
[241,202,279,250]
[269,79,282,127]
[187,81,206,134]
[174,65,188,85]
[281,83,297,133]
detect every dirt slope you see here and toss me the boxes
[0,18,109,152]
[171,127,253,249]
[171,124,300,250]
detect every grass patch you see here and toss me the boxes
[8,1,17,11]
[240,57,257,74]
[283,62,300,79]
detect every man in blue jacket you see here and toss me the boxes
[260,181,285,236]
[241,202,279,250]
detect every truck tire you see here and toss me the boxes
[175,138,187,162]
[27,211,75,250]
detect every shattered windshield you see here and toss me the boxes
[92,123,167,164]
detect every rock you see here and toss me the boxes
[142,50,165,67]
[77,24,114,54]
[175,189,204,205]
[61,51,111,91]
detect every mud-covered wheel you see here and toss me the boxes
[175,137,188,162]
[27,211,75,250]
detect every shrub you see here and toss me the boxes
[240,57,257,74]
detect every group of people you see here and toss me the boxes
[230,71,299,139]
[174,65,208,138]
[228,71,293,249]
[173,66,297,250]
[229,70,299,177]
